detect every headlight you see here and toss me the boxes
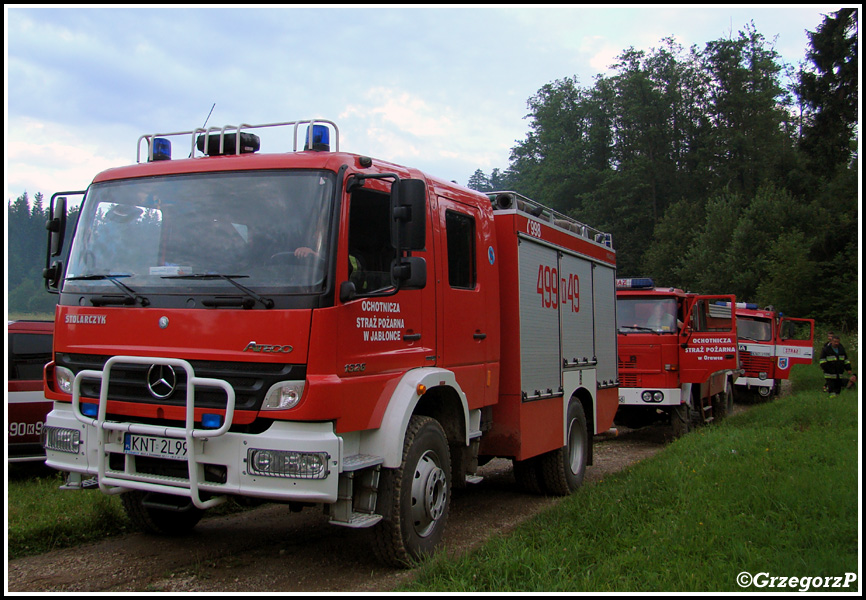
[43,426,81,453]
[247,449,329,479]
[758,372,768,380]
[641,391,653,402]
[55,366,75,394]
[262,381,305,410]
[652,391,664,402]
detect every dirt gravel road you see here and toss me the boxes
[7,424,671,593]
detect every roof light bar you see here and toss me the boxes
[616,277,654,289]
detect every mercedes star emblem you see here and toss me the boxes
[147,364,177,399]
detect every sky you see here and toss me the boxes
[5,5,845,206]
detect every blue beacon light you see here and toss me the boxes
[304,125,330,151]
[151,137,172,162]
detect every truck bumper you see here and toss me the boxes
[617,387,682,407]
[44,403,342,506]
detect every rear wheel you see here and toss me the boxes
[538,400,588,496]
[371,415,451,567]
[120,490,204,535]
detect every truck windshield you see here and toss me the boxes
[736,317,773,342]
[64,171,336,299]
[617,297,679,333]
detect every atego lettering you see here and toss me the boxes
[243,342,293,353]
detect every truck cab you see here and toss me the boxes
[615,278,739,435]
[729,303,814,399]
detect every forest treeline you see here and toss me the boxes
[6,10,858,328]
[468,9,858,329]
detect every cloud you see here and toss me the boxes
[6,118,130,201]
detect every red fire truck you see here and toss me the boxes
[614,278,739,436]
[41,120,618,566]
[8,320,54,463]
[724,302,814,400]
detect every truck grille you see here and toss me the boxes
[739,351,773,377]
[56,353,304,412]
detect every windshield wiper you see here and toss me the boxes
[162,273,274,309]
[618,325,658,334]
[66,274,150,306]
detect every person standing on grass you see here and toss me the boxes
[819,335,854,396]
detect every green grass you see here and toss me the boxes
[6,470,132,557]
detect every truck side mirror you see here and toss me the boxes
[392,256,427,290]
[46,195,67,258]
[391,179,426,252]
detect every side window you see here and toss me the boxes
[347,188,396,294]
[445,210,476,289]
[9,333,53,381]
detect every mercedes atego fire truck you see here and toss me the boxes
[614,278,739,436]
[724,302,814,400]
[41,119,618,566]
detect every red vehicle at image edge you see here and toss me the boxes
[41,119,618,566]
[8,320,54,463]
[614,278,740,436]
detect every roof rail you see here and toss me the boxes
[487,190,613,248]
[136,119,339,163]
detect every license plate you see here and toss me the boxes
[124,433,188,460]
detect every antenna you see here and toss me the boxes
[201,103,216,130]
[190,103,216,157]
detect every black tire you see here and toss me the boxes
[537,401,588,496]
[512,456,544,494]
[371,415,451,567]
[120,490,204,535]
[671,403,693,438]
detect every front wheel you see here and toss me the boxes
[120,491,204,535]
[371,415,452,567]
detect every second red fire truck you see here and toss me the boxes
[725,302,815,400]
[40,119,618,566]
[614,279,739,436]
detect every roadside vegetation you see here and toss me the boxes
[401,335,859,592]
[8,332,859,592]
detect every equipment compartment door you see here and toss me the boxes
[679,295,739,384]
[518,239,561,399]
[559,254,594,366]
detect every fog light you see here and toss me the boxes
[247,448,329,479]
[43,426,81,453]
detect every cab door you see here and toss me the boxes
[776,317,815,376]
[679,295,739,384]
[437,196,497,407]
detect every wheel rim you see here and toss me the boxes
[410,449,447,538]
[567,418,585,475]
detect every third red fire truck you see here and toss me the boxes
[40,119,618,566]
[725,302,814,400]
[614,279,739,436]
